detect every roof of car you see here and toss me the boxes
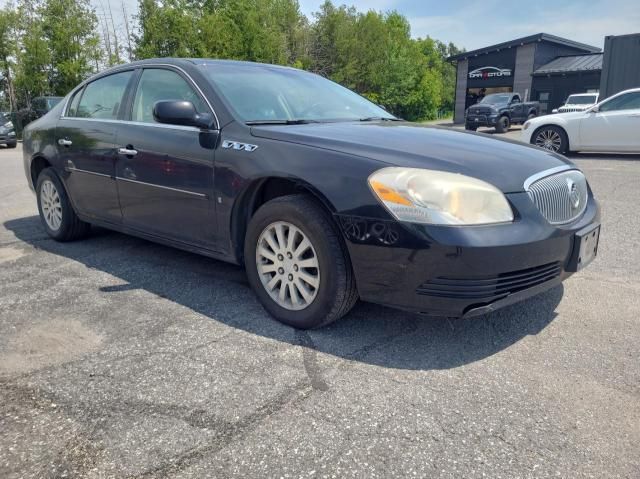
[118,58,298,71]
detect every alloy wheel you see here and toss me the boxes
[535,129,562,152]
[256,221,320,311]
[40,179,63,231]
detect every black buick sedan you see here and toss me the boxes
[22,59,600,329]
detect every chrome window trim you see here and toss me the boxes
[116,177,208,199]
[523,165,573,191]
[66,167,112,178]
[59,117,209,133]
[61,63,220,129]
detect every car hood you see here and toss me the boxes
[250,122,573,193]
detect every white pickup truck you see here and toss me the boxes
[553,93,599,113]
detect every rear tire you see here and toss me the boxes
[244,194,358,329]
[495,115,510,133]
[36,167,90,241]
[527,112,537,121]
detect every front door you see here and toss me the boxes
[115,67,218,248]
[56,70,134,222]
[580,91,640,152]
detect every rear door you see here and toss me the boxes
[56,70,135,222]
[579,91,640,152]
[115,67,219,248]
[509,95,524,121]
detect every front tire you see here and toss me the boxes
[36,167,90,241]
[531,125,569,154]
[245,194,358,329]
[6,141,17,149]
[465,124,477,131]
[495,115,510,133]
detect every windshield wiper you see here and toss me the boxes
[359,117,401,122]
[245,119,319,125]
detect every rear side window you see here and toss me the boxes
[74,71,133,119]
[599,92,640,112]
[131,69,208,123]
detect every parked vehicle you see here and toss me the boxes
[465,93,539,133]
[21,96,63,125]
[552,93,599,113]
[523,87,640,154]
[0,112,17,148]
[22,59,600,329]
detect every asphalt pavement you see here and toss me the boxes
[1,141,639,478]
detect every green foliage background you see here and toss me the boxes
[0,0,463,121]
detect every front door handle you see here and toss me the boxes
[118,147,138,156]
[58,138,72,146]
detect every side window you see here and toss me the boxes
[599,92,640,112]
[67,89,83,117]
[74,71,133,119]
[511,95,521,104]
[132,69,208,123]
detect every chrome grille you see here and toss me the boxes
[526,169,588,225]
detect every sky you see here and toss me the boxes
[3,0,639,51]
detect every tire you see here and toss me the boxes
[244,194,358,329]
[36,167,90,241]
[527,112,537,121]
[495,115,510,133]
[465,124,477,131]
[531,125,569,155]
[6,141,17,149]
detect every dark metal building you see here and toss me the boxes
[531,53,603,114]
[449,32,640,123]
[600,33,640,98]
[448,33,600,123]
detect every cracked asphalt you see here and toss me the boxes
[1,142,639,478]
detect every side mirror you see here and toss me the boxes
[589,105,599,113]
[552,108,559,114]
[153,100,215,129]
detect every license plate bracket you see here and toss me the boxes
[567,224,600,272]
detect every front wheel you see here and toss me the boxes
[532,125,569,154]
[244,194,358,329]
[465,124,477,131]
[36,167,90,241]
[6,141,17,149]
[495,116,510,133]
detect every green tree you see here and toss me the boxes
[0,5,18,110]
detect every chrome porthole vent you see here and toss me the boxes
[525,168,588,225]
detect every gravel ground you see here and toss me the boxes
[1,141,639,478]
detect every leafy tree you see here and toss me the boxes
[0,5,18,110]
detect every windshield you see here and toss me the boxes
[202,63,395,123]
[565,95,597,105]
[480,94,512,105]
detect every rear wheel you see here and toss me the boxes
[495,115,510,133]
[532,125,569,154]
[527,112,537,121]
[36,167,90,241]
[245,194,358,329]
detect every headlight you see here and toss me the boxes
[3,121,12,129]
[368,167,513,225]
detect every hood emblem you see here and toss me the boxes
[566,178,580,209]
[222,140,258,152]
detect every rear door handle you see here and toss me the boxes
[118,147,138,156]
[58,138,72,146]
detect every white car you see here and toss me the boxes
[552,92,599,113]
[522,88,640,154]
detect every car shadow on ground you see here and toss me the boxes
[5,215,563,371]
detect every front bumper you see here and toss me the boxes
[0,132,16,144]
[465,114,498,127]
[340,193,600,318]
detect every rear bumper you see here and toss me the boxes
[340,193,600,318]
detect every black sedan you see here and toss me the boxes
[22,59,601,329]
[0,112,17,148]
